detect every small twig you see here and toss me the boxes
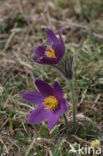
[79,87,88,105]
[95,94,101,103]
[72,135,90,144]
[18,102,34,110]
[3,23,17,53]
[25,137,36,156]
[0,139,9,154]
[8,137,20,148]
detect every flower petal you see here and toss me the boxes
[34,56,58,65]
[35,56,58,65]
[22,92,43,105]
[46,28,58,44]
[58,29,65,52]
[59,99,68,114]
[48,112,60,129]
[35,79,53,97]
[33,46,47,62]
[35,46,46,57]
[28,106,51,124]
[53,81,63,100]
[52,41,65,63]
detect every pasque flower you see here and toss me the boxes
[32,28,65,65]
[22,79,68,129]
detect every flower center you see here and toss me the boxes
[43,96,59,111]
[45,46,56,59]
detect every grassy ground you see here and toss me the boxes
[0,0,103,155]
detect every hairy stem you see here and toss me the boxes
[69,79,76,132]
[63,114,69,134]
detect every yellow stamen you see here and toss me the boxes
[43,96,58,111]
[45,46,56,59]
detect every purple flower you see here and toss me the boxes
[33,28,65,65]
[22,79,68,129]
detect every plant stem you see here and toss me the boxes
[69,79,76,132]
[54,71,77,132]
[63,114,69,134]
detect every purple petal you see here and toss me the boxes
[52,41,65,63]
[35,46,46,57]
[28,106,51,124]
[53,81,64,100]
[46,28,58,44]
[36,56,58,64]
[59,99,68,114]
[22,92,43,105]
[48,112,60,129]
[35,56,58,65]
[35,79,53,97]
[58,29,65,52]
[33,46,47,61]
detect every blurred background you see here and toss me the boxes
[0,0,103,155]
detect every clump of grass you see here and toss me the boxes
[13,12,27,27]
